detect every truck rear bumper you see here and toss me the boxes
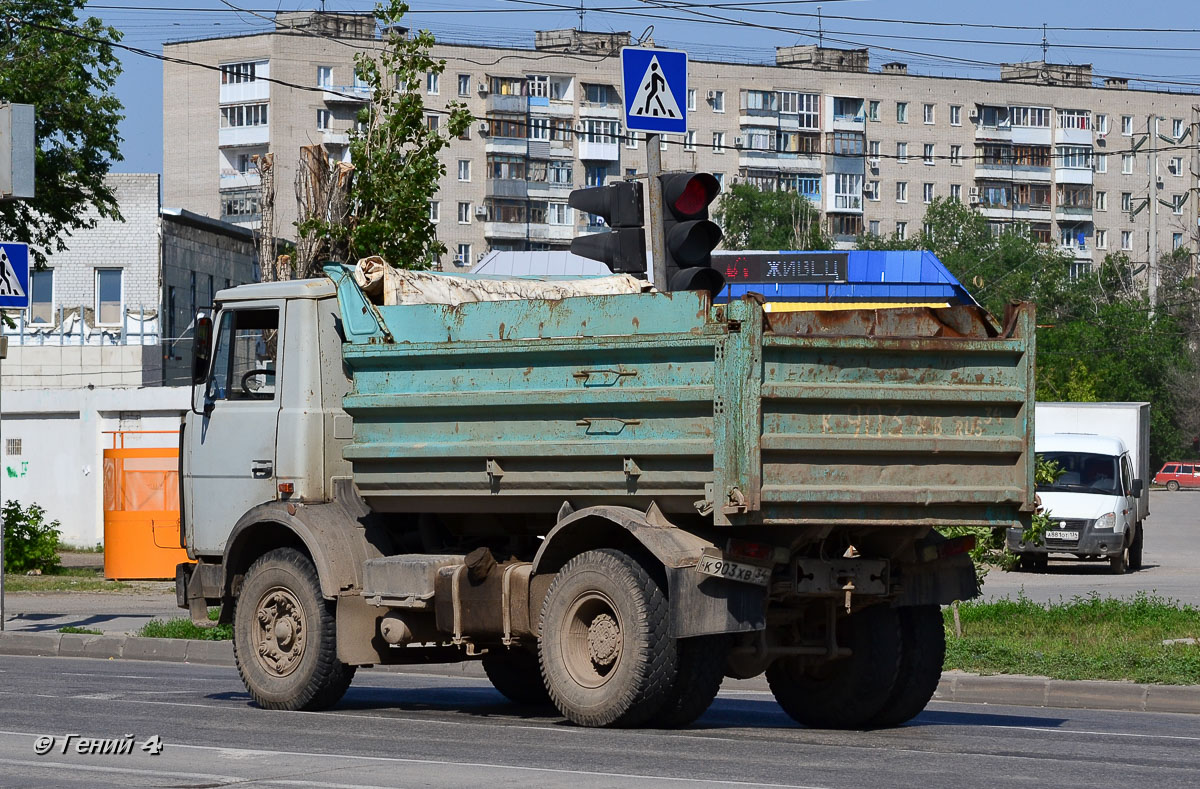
[1006,527,1125,558]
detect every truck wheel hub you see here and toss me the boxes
[587,613,621,667]
[254,587,306,677]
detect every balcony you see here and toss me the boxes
[487,94,528,114]
[1009,204,1052,221]
[578,140,619,161]
[1011,126,1052,146]
[321,130,350,146]
[543,99,575,118]
[219,171,261,190]
[1056,205,1094,221]
[579,102,621,119]
[483,221,529,240]
[832,114,866,132]
[484,138,528,156]
[738,150,821,172]
[220,81,269,104]
[1054,167,1093,185]
[977,204,1014,219]
[219,125,269,147]
[527,180,573,199]
[322,84,371,104]
[485,178,529,199]
[975,123,1013,142]
[528,223,574,243]
[1055,126,1092,146]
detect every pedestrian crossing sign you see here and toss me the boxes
[621,47,688,134]
[0,242,29,309]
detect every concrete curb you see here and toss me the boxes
[2,631,1198,715]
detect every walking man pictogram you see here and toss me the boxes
[642,63,670,117]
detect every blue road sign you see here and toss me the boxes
[0,242,30,309]
[621,47,688,134]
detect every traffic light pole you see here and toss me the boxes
[646,133,667,289]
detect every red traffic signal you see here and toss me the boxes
[658,173,724,295]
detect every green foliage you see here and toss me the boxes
[944,592,1200,685]
[59,626,103,635]
[1026,456,1066,547]
[0,0,124,268]
[715,183,831,251]
[2,500,62,574]
[137,612,232,641]
[298,1,472,268]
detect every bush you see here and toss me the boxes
[2,500,62,574]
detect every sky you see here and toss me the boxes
[81,0,1200,177]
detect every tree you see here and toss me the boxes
[0,0,124,267]
[299,1,472,269]
[714,183,831,251]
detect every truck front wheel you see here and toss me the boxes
[538,549,675,727]
[233,547,355,711]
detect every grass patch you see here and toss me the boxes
[59,626,104,635]
[3,567,130,593]
[137,608,231,641]
[945,592,1200,685]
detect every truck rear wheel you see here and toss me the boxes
[233,547,355,711]
[1128,524,1144,571]
[482,647,551,706]
[538,549,675,727]
[647,634,731,728]
[866,605,945,728]
[766,604,901,730]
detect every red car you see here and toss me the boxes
[1154,462,1200,491]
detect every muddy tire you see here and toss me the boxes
[766,604,902,730]
[539,549,675,727]
[1109,544,1129,574]
[233,548,355,711]
[866,605,946,728]
[1128,524,1144,571]
[482,647,552,706]
[647,634,731,728]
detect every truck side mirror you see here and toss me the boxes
[1132,479,1144,497]
[192,315,213,385]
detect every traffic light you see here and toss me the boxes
[659,172,724,295]
[567,180,647,274]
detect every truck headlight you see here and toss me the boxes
[1094,513,1115,530]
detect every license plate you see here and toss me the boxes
[1045,530,1079,540]
[696,554,771,586]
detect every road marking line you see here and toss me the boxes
[0,757,242,783]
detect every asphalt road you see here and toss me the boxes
[983,489,1200,605]
[1,655,1198,789]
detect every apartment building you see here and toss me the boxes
[162,12,1200,273]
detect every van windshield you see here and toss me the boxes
[1038,451,1121,495]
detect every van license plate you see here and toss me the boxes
[696,555,771,586]
[1045,530,1079,540]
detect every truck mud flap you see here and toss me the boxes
[666,566,766,638]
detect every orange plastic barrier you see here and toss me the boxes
[102,431,194,580]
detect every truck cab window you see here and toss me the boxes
[207,308,279,401]
[1120,455,1134,496]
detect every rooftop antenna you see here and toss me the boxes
[818,6,823,47]
[1041,23,1048,62]
[578,0,585,31]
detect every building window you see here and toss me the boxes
[584,83,610,104]
[923,182,934,203]
[622,130,639,150]
[950,105,961,126]
[660,135,669,151]
[687,88,696,111]
[221,190,259,219]
[1122,154,1134,175]
[1057,146,1092,169]
[1121,115,1133,135]
[684,130,696,151]
[949,184,961,202]
[458,159,471,181]
[1173,194,1185,214]
[712,132,725,153]
[1173,232,1184,249]
[584,119,619,145]
[869,220,881,235]
[456,244,471,266]
[923,144,934,165]
[830,132,863,155]
[317,66,332,88]
[220,103,268,128]
[1010,106,1050,128]
[980,105,1010,129]
[1169,157,1184,176]
[220,61,258,84]
[1057,109,1090,130]
[585,165,609,187]
[95,268,122,325]
[1096,229,1107,249]
[923,103,934,124]
[1094,154,1107,174]
[1057,184,1092,208]
[458,73,471,96]
[1173,118,1184,139]
[1121,230,1132,250]
[1095,191,1107,211]
[868,100,880,122]
[426,72,439,95]
[529,117,550,141]
[896,102,908,123]
[527,74,549,98]
[896,221,908,240]
[896,142,908,163]
[28,268,52,324]
[711,90,725,112]
[950,144,961,165]
[316,109,331,131]
[458,202,471,224]
[1094,114,1108,134]
[896,181,908,203]
[791,93,819,129]
[548,202,572,225]
[866,180,880,201]
[549,160,573,185]
[487,154,525,180]
[712,172,724,188]
[745,90,778,112]
[745,129,772,153]
[868,140,880,164]
[428,201,439,223]
[833,173,862,210]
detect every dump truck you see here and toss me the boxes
[176,265,1035,729]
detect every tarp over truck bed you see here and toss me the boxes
[326,264,1035,532]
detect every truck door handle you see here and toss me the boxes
[251,461,273,478]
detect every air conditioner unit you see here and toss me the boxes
[575,121,586,132]
[478,122,490,135]
[868,157,880,168]
[968,186,981,205]
[734,136,743,147]
[706,90,717,101]
[474,205,487,217]
[478,83,489,95]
